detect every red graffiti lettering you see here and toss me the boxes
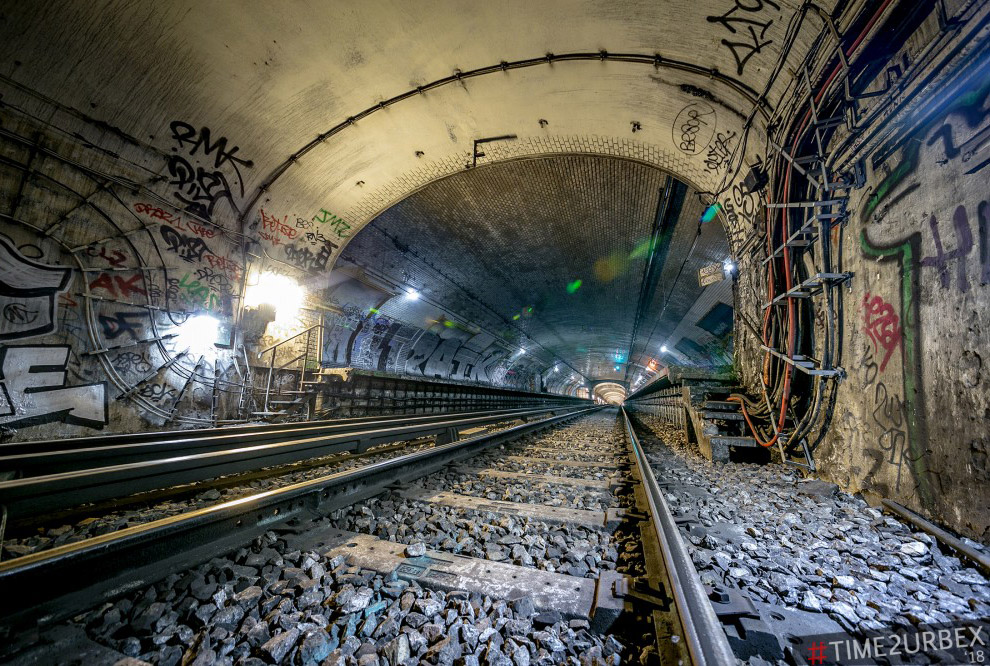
[88,273,147,299]
[862,292,901,372]
[260,208,298,240]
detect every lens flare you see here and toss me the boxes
[701,203,721,223]
[566,279,583,293]
[594,253,627,282]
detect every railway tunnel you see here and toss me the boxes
[0,1,989,664]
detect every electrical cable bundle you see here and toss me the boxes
[729,0,896,460]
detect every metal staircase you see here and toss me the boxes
[253,324,331,419]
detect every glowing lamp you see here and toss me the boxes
[175,314,221,352]
[245,273,305,323]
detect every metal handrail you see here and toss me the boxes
[257,323,325,355]
[620,408,735,666]
[259,323,325,414]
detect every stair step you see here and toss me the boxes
[702,410,745,421]
[251,411,286,416]
[710,436,760,448]
[703,400,740,411]
[269,399,304,405]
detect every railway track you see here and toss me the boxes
[0,406,578,521]
[0,408,756,665]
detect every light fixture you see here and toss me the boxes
[660,345,669,353]
[175,314,220,352]
[404,287,420,301]
[518,348,525,355]
[244,273,306,323]
[723,259,737,275]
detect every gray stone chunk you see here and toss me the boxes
[261,627,300,663]
[342,587,375,614]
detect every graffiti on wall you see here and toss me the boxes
[134,202,217,239]
[83,245,127,267]
[673,102,717,156]
[706,0,781,76]
[258,207,340,275]
[861,292,902,373]
[312,209,352,240]
[861,78,990,224]
[89,272,147,299]
[719,181,761,252]
[159,226,213,263]
[166,121,253,221]
[320,306,531,388]
[0,237,72,341]
[920,203,990,293]
[0,345,108,429]
[259,208,298,246]
[856,71,990,510]
[856,342,914,496]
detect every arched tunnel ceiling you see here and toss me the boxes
[336,155,733,383]
[0,0,834,394]
[593,382,628,405]
[0,0,827,236]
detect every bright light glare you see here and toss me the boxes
[660,345,669,353]
[176,315,219,352]
[245,273,306,322]
[723,259,737,273]
[404,288,420,300]
[518,348,525,355]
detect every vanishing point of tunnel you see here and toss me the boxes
[0,2,988,665]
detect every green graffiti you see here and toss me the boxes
[859,229,933,511]
[861,143,919,221]
[862,72,990,222]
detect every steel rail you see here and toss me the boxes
[0,405,574,455]
[0,407,597,629]
[0,405,586,519]
[620,408,735,666]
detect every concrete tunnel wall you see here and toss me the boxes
[728,1,990,541]
[0,1,988,541]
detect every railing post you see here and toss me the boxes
[263,348,275,414]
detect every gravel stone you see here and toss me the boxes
[261,627,300,663]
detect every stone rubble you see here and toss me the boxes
[634,415,990,638]
[329,494,617,579]
[19,411,647,665]
[63,526,630,666]
[329,415,639,581]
